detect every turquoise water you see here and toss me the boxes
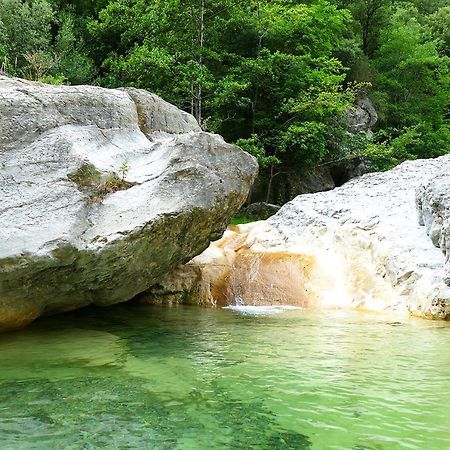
[0,305,449,449]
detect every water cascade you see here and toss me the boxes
[156,223,405,315]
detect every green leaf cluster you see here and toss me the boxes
[0,0,448,204]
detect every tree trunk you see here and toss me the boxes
[190,83,195,117]
[196,0,205,126]
[252,5,265,134]
[266,164,275,203]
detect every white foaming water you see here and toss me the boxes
[222,305,302,315]
[278,227,404,312]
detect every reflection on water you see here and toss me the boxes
[0,305,449,449]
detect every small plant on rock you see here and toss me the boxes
[68,161,135,204]
[118,157,130,181]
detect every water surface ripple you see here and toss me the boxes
[0,305,449,449]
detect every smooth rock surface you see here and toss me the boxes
[0,76,258,330]
[149,155,450,319]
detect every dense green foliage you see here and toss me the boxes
[1,0,449,203]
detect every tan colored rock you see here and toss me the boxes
[143,225,313,308]
[215,251,312,307]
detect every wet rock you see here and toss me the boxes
[143,225,315,308]
[215,250,311,307]
[142,227,247,307]
[0,76,258,331]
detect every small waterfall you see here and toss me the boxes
[183,222,405,314]
[216,250,314,307]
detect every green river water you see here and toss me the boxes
[0,304,449,450]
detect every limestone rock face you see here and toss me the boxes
[0,76,258,330]
[259,155,450,319]
[417,174,450,286]
[150,155,450,320]
[345,93,378,136]
[122,87,200,135]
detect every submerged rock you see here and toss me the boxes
[0,76,258,331]
[148,155,450,320]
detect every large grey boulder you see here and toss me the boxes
[257,155,450,319]
[0,76,258,330]
[150,155,450,320]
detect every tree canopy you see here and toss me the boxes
[1,0,448,203]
